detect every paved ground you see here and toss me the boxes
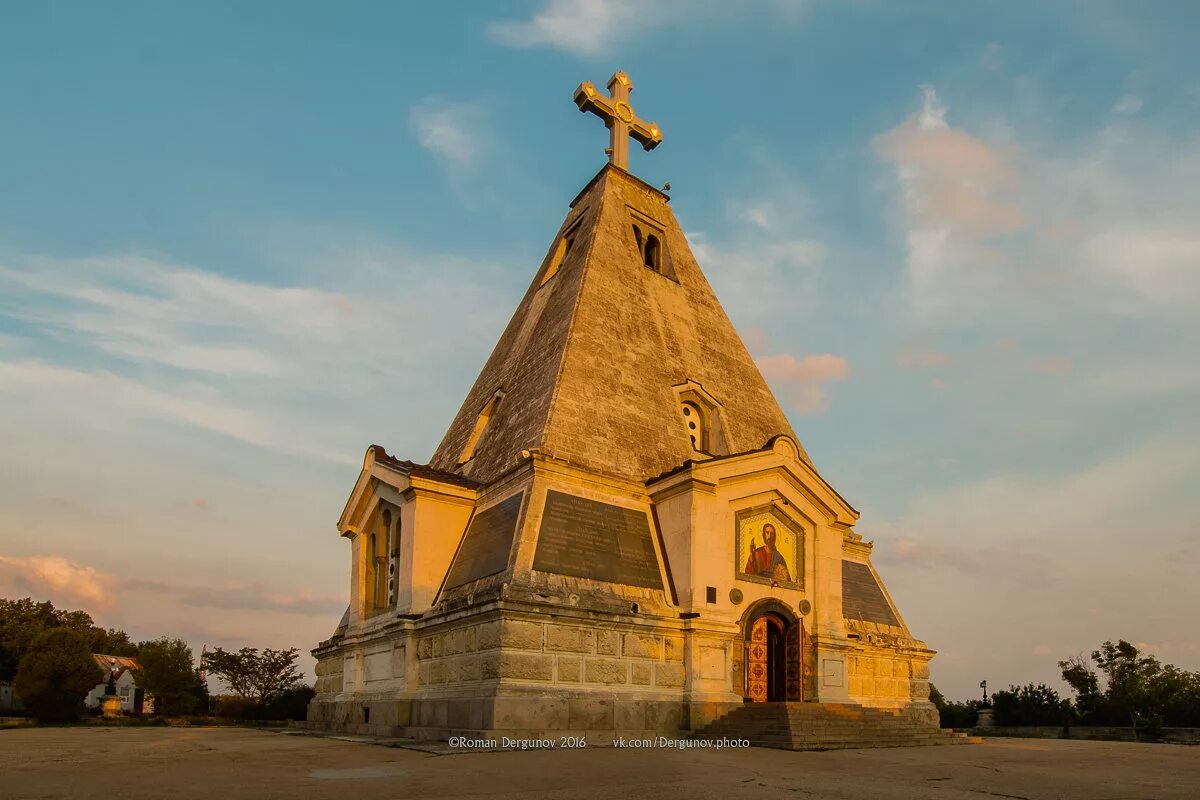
[1,727,1196,800]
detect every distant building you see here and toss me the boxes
[0,679,22,712]
[85,654,151,714]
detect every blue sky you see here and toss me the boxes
[1,1,1197,699]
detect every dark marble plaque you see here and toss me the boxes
[444,492,524,589]
[842,561,900,626]
[533,490,663,589]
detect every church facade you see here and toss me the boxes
[308,73,937,741]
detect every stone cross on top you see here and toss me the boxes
[573,71,662,171]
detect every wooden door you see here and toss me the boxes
[785,620,804,701]
[746,617,768,702]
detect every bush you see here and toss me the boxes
[212,685,314,721]
[929,684,980,728]
[14,628,102,723]
[992,683,1072,726]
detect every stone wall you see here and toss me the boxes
[844,620,935,725]
[416,614,686,694]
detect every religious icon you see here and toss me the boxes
[743,523,791,582]
[735,507,803,589]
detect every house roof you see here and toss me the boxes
[92,654,140,682]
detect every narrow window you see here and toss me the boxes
[381,510,393,609]
[540,235,573,286]
[632,224,644,255]
[458,392,503,465]
[367,533,378,611]
[388,513,400,608]
[681,401,707,452]
[705,586,717,604]
[644,234,661,271]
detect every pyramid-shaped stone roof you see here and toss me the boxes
[429,164,806,485]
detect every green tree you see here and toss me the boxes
[133,638,201,716]
[991,683,1072,726]
[0,597,136,681]
[1059,639,1200,729]
[203,647,303,706]
[14,627,102,722]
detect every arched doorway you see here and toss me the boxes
[742,600,804,703]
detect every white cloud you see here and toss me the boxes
[874,85,1200,317]
[410,100,485,168]
[490,0,650,57]
[489,0,811,57]
[756,353,850,414]
[1111,93,1143,114]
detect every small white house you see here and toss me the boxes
[84,654,150,714]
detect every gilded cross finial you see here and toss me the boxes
[573,70,662,171]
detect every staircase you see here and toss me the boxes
[696,702,979,750]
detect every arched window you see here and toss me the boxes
[681,400,707,452]
[644,234,661,272]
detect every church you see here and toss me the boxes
[308,72,951,746]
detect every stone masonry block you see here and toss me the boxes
[442,627,476,655]
[631,662,652,685]
[596,630,620,656]
[654,662,685,688]
[501,620,544,651]
[475,620,500,650]
[497,652,554,681]
[663,636,685,662]
[615,701,646,731]
[568,698,614,730]
[545,624,593,654]
[557,656,582,682]
[622,633,662,660]
[584,658,629,685]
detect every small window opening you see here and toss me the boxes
[458,392,503,465]
[644,234,661,271]
[632,224,644,255]
[705,586,717,604]
[363,706,370,724]
[681,401,707,452]
[540,235,573,286]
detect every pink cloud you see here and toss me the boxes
[930,378,948,391]
[0,554,117,611]
[756,353,850,414]
[874,87,1025,237]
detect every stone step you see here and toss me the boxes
[695,702,979,751]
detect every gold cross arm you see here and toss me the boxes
[573,71,662,171]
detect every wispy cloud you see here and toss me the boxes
[489,0,811,57]
[410,99,486,169]
[1111,93,1143,115]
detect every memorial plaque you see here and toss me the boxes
[841,561,899,626]
[533,490,663,589]
[444,492,524,589]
